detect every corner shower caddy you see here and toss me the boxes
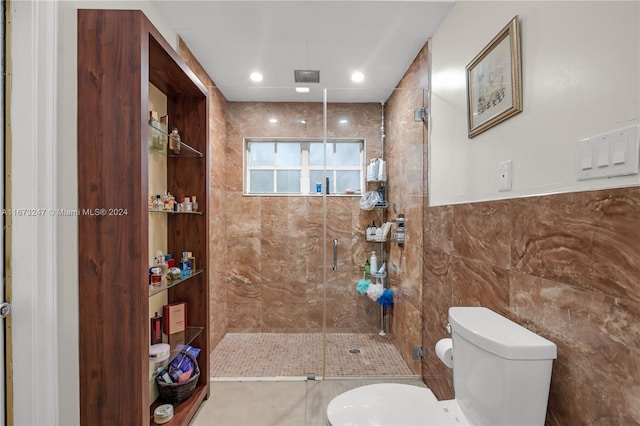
[363,177,389,336]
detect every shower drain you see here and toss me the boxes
[348,348,361,354]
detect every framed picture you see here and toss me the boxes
[466,16,522,138]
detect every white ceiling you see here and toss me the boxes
[151,1,454,103]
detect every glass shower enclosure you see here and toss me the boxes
[215,84,424,381]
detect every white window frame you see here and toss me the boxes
[244,137,365,195]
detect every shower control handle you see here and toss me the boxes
[332,239,338,271]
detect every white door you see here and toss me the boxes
[9,0,60,424]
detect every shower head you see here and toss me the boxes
[294,70,320,83]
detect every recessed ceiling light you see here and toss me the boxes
[339,119,348,124]
[269,118,278,124]
[250,72,263,82]
[295,87,310,93]
[351,71,364,83]
[300,120,307,124]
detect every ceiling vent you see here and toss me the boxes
[294,70,320,84]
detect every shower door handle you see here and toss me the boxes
[332,239,338,271]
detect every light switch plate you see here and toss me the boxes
[576,126,639,180]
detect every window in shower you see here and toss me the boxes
[245,138,364,195]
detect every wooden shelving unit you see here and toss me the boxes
[77,9,210,425]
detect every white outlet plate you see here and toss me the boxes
[498,160,512,191]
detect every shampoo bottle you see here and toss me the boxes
[370,251,377,274]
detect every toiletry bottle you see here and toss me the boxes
[192,196,198,212]
[162,192,170,211]
[150,312,163,345]
[367,220,376,240]
[167,192,175,211]
[149,111,159,126]
[364,259,370,274]
[373,225,384,241]
[169,127,181,154]
[150,267,162,286]
[159,115,169,146]
[156,250,168,276]
[377,184,385,204]
[370,251,377,274]
[184,197,193,212]
[149,111,162,149]
[153,195,163,211]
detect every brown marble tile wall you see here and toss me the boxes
[383,44,429,374]
[225,101,385,332]
[422,187,640,424]
[178,39,228,349]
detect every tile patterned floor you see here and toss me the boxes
[210,333,415,378]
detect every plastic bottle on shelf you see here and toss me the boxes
[368,220,377,240]
[370,251,377,274]
[367,159,375,181]
[364,259,370,274]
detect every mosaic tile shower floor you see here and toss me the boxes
[210,333,415,378]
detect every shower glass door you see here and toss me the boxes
[320,88,389,378]
[320,87,426,380]
[220,85,330,380]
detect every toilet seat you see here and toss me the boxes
[326,383,470,426]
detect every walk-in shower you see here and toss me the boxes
[211,85,426,380]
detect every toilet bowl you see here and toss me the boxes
[326,307,557,426]
[326,383,469,426]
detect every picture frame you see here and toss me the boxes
[466,16,522,138]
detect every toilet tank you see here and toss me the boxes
[449,307,557,426]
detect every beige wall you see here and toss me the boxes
[429,1,640,204]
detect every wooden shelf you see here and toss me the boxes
[149,385,209,426]
[78,9,210,426]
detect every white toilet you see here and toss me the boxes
[327,307,557,426]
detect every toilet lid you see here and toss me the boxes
[326,383,462,426]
